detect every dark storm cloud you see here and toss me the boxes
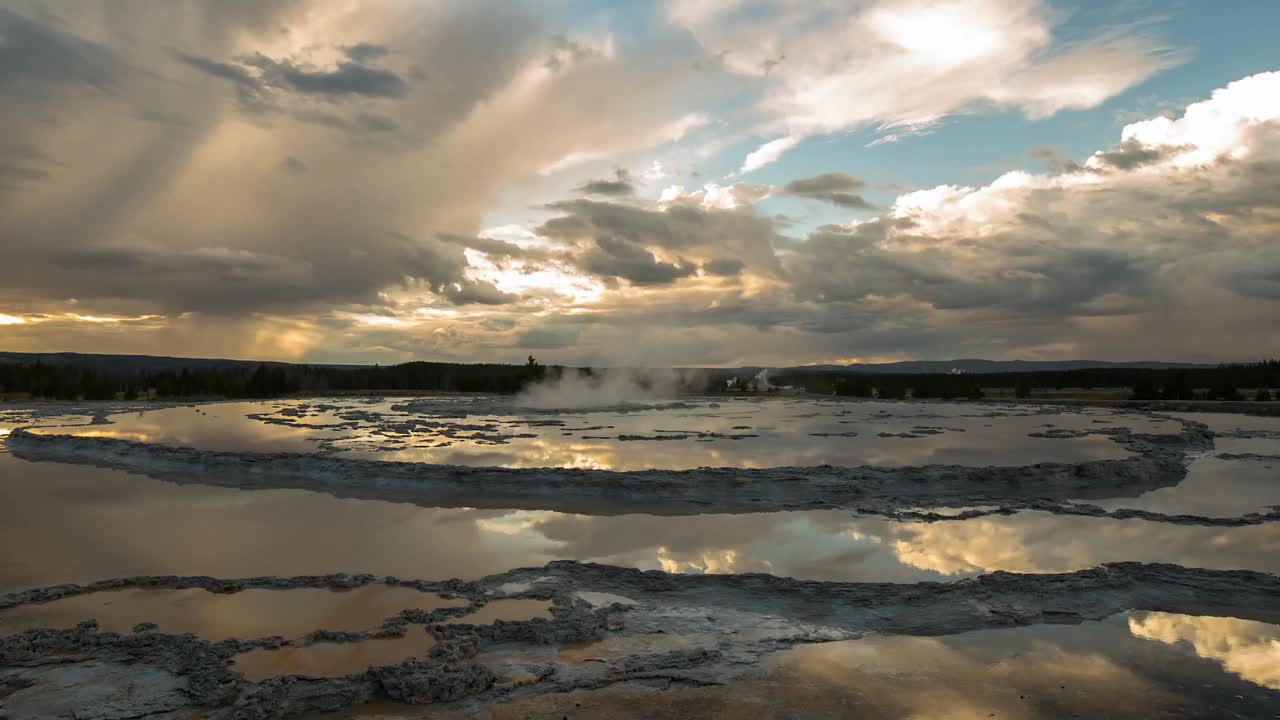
[786,216,1152,319]
[702,257,746,277]
[538,198,787,276]
[0,8,116,97]
[576,169,636,196]
[173,51,256,86]
[581,236,697,285]
[437,234,551,263]
[343,42,390,63]
[244,53,409,98]
[783,172,864,194]
[441,281,519,306]
[782,172,874,209]
[173,50,272,110]
[174,47,409,110]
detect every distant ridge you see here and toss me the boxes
[0,351,1216,375]
[788,359,1215,374]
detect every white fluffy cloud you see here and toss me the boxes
[672,0,1184,171]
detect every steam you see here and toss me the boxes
[514,367,705,411]
[752,369,773,392]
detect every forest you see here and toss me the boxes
[0,356,1276,402]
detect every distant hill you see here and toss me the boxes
[0,351,1216,376]
[787,359,1215,374]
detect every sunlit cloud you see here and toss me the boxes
[0,2,1275,365]
[1129,612,1280,689]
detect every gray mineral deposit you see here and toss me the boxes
[3,398,1280,719]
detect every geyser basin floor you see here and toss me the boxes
[232,628,437,681]
[3,400,1280,719]
[388,612,1280,720]
[5,561,1280,720]
[2,453,1278,594]
[21,397,1179,469]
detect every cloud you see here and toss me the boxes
[576,169,636,196]
[344,42,391,63]
[581,236,698,286]
[537,197,786,278]
[1,2,1277,366]
[280,156,307,174]
[519,70,1280,364]
[518,325,582,350]
[441,280,519,306]
[0,2,716,328]
[174,52,257,86]
[1028,145,1082,174]
[1128,612,1280,690]
[1089,138,1184,171]
[242,53,410,98]
[702,257,746,277]
[783,172,874,209]
[673,0,1185,170]
[0,8,117,97]
[741,135,801,173]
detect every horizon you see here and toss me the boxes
[2,2,1278,365]
[0,348,1231,371]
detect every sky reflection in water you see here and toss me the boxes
[20,397,1183,470]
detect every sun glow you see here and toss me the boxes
[868,3,1011,68]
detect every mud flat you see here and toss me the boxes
[408,611,1280,720]
[4,416,1209,516]
[3,561,1280,719]
[3,399,1279,719]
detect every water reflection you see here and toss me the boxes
[1129,612,1280,689]
[21,398,1168,469]
[232,628,436,680]
[1090,454,1280,516]
[0,585,463,639]
[2,454,1277,595]
[357,613,1280,720]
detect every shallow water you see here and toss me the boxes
[340,611,1280,720]
[0,585,464,639]
[4,399,1280,714]
[232,628,438,681]
[441,599,551,625]
[1090,453,1280,516]
[2,453,1277,595]
[21,397,1175,469]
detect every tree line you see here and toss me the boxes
[1,356,1275,402]
[0,357,549,401]
[773,360,1279,401]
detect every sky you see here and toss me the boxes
[1,0,1278,367]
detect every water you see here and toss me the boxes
[233,628,437,681]
[1090,453,1280,516]
[2,453,1277,595]
[3,397,1279,704]
[0,585,465,638]
[21,397,1171,469]
[344,611,1280,719]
